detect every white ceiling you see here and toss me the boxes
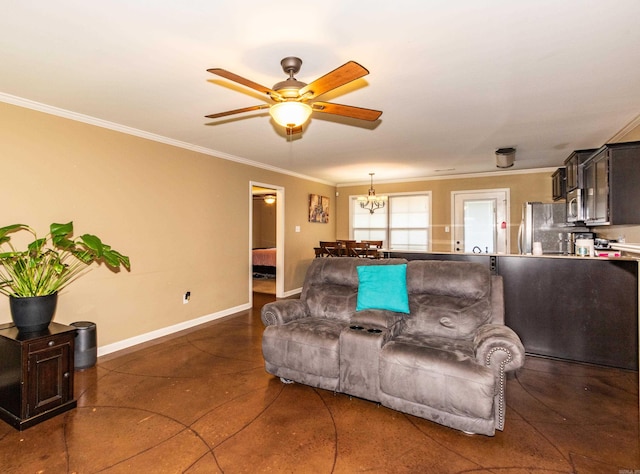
[2,1,640,185]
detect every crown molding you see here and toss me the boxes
[337,167,559,187]
[0,93,335,186]
[608,113,640,143]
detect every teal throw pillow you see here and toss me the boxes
[356,264,410,314]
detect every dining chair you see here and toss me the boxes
[319,241,341,257]
[361,240,383,258]
[345,241,369,258]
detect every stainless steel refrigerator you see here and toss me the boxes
[518,202,581,255]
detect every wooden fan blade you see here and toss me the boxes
[311,102,382,121]
[207,68,281,99]
[205,104,270,119]
[298,61,369,100]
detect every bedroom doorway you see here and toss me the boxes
[250,183,284,300]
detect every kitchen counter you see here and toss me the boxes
[500,253,635,260]
[388,249,637,260]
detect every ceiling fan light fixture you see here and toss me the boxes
[207,58,380,132]
[269,101,313,128]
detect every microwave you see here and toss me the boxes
[566,188,584,223]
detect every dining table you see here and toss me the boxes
[314,241,383,258]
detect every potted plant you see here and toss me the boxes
[0,222,130,332]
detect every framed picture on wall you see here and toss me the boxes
[309,194,329,223]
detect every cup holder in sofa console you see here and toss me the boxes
[349,325,382,334]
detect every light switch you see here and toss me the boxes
[445,226,450,233]
[295,225,301,233]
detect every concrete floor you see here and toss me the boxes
[0,292,638,473]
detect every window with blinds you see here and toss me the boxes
[351,193,431,251]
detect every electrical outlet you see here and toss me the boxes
[183,291,191,304]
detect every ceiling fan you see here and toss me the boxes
[205,57,382,134]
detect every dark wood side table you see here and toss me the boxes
[0,321,77,430]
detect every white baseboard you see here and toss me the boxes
[97,302,252,357]
[280,287,302,298]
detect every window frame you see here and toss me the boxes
[349,191,432,252]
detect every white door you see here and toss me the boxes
[452,189,509,254]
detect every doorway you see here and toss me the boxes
[451,189,509,254]
[250,182,284,301]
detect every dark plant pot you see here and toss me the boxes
[9,293,58,333]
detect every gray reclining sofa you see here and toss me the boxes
[261,257,525,436]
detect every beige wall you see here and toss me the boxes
[337,116,640,251]
[336,171,553,253]
[4,99,638,348]
[0,102,335,346]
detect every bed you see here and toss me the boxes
[252,248,276,278]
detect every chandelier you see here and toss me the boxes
[357,173,387,214]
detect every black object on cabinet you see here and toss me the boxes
[0,322,77,430]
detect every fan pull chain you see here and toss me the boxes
[289,133,294,162]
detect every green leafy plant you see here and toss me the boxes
[0,222,130,297]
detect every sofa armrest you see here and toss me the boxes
[473,324,525,432]
[473,324,526,373]
[261,300,308,326]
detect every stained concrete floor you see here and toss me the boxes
[0,292,638,473]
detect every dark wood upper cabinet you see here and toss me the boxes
[551,167,566,201]
[564,149,597,191]
[583,141,640,225]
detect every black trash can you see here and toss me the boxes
[71,321,97,369]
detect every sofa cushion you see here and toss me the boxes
[262,317,347,378]
[305,257,363,288]
[403,260,493,338]
[407,260,491,299]
[405,294,492,338]
[305,284,358,322]
[356,264,410,314]
[299,258,409,321]
[392,332,475,358]
[379,340,495,420]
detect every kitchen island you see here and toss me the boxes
[388,251,639,370]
